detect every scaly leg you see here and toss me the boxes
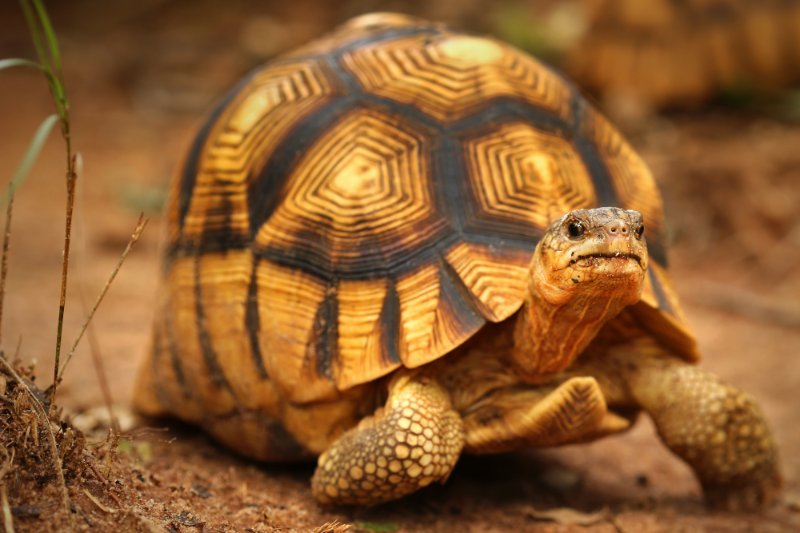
[311,372,463,506]
[461,376,631,453]
[607,339,781,510]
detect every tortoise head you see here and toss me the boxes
[531,207,648,307]
[513,207,648,378]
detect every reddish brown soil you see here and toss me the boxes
[1,2,799,531]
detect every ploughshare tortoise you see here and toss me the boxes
[134,13,781,509]
[566,0,800,108]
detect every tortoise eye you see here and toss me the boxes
[567,219,585,239]
[635,223,645,239]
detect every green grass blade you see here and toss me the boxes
[18,0,49,71]
[45,73,67,119]
[0,58,42,72]
[4,113,59,201]
[19,0,68,118]
[32,0,62,74]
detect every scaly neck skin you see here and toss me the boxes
[512,278,635,381]
[511,244,644,382]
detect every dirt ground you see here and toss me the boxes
[1,1,799,531]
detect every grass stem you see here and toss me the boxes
[0,187,15,347]
[58,214,148,382]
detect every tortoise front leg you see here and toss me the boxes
[311,372,463,506]
[461,376,631,454]
[608,339,781,511]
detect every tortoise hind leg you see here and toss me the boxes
[608,339,781,511]
[311,372,463,505]
[461,376,631,454]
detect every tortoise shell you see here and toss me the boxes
[566,0,800,107]
[142,13,696,410]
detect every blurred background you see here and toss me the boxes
[0,0,798,529]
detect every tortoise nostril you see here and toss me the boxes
[606,221,630,236]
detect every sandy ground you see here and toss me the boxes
[1,2,799,531]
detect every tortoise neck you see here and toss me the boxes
[511,276,636,382]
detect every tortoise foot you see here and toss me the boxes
[610,345,782,511]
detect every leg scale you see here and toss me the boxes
[311,374,463,505]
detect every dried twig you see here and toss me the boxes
[0,356,74,530]
[12,337,21,363]
[0,446,14,481]
[78,258,120,434]
[83,310,119,435]
[313,520,353,533]
[81,488,117,515]
[85,460,107,485]
[57,214,148,382]
[1,485,14,533]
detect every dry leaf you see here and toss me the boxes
[524,505,609,526]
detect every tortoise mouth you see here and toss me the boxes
[570,252,644,268]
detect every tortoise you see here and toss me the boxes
[563,0,800,108]
[134,13,781,509]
